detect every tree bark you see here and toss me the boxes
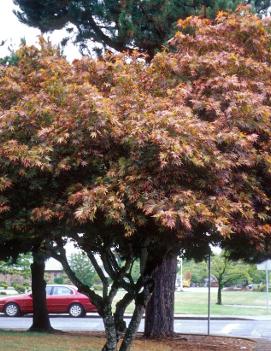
[29,251,53,332]
[101,307,118,351]
[144,254,177,338]
[120,277,153,351]
[217,283,222,305]
[114,292,134,337]
[119,302,145,351]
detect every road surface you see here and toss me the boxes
[0,314,271,340]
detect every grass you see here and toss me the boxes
[0,331,103,351]
[119,289,271,317]
[0,332,170,351]
[174,290,271,316]
[0,331,254,351]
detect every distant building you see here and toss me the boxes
[45,258,67,283]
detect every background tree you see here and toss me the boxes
[181,257,255,290]
[0,215,52,330]
[0,253,31,292]
[0,42,63,332]
[247,265,266,285]
[181,259,207,286]
[0,171,54,332]
[211,252,251,305]
[14,0,271,339]
[68,252,99,288]
[14,0,269,58]
[0,253,31,277]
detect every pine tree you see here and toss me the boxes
[14,0,269,57]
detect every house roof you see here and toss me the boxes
[45,258,63,272]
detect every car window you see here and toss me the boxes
[52,286,73,296]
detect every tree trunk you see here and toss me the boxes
[29,251,53,332]
[144,254,177,338]
[120,277,153,351]
[114,292,134,337]
[101,306,118,351]
[217,283,222,305]
[119,302,145,351]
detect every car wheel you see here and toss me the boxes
[68,303,85,317]
[4,303,21,317]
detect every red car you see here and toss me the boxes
[0,284,97,317]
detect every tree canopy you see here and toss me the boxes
[13,0,270,56]
[69,7,271,259]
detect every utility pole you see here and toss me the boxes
[180,257,183,291]
[266,263,269,311]
[207,251,211,335]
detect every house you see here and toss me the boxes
[44,258,67,283]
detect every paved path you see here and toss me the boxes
[1,315,271,340]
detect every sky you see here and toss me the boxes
[45,242,80,271]
[0,0,81,60]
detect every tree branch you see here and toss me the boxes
[114,291,135,336]
[72,11,126,52]
[87,251,109,298]
[101,249,132,291]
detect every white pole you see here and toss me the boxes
[207,252,211,335]
[266,263,269,311]
[180,257,183,291]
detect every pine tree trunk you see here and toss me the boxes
[29,251,53,332]
[144,254,177,338]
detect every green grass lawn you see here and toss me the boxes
[119,289,271,317]
[174,290,271,316]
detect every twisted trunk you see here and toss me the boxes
[119,277,153,351]
[114,292,134,336]
[102,308,118,351]
[119,303,145,351]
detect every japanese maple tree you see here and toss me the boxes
[68,7,271,343]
